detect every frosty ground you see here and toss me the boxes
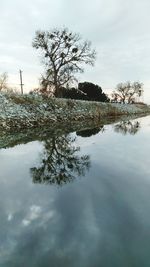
[0,92,150,132]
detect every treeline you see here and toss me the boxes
[60,82,109,102]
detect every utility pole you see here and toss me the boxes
[19,70,24,94]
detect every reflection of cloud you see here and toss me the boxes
[22,219,31,226]
[29,205,42,220]
[37,210,55,228]
[22,205,42,227]
[21,205,56,228]
[7,214,13,221]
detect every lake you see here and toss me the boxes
[0,115,150,267]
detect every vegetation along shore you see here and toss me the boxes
[0,92,150,133]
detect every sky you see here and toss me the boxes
[0,0,150,102]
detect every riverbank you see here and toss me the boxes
[0,92,150,132]
[1,114,148,149]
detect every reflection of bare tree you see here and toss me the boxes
[114,120,140,135]
[31,134,90,186]
[76,125,105,137]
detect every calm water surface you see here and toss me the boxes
[0,116,150,267]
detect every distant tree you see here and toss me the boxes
[0,72,8,91]
[61,82,109,102]
[111,81,143,104]
[32,27,96,97]
[61,86,85,100]
[78,82,110,102]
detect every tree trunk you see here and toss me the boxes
[54,73,62,98]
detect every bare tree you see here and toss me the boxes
[32,27,96,97]
[111,81,143,104]
[0,72,8,91]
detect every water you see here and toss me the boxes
[0,116,150,267]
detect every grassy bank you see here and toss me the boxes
[0,92,150,132]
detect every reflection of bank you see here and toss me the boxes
[31,134,90,186]
[114,120,140,135]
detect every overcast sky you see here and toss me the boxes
[0,0,150,102]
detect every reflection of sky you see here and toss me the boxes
[0,116,150,266]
